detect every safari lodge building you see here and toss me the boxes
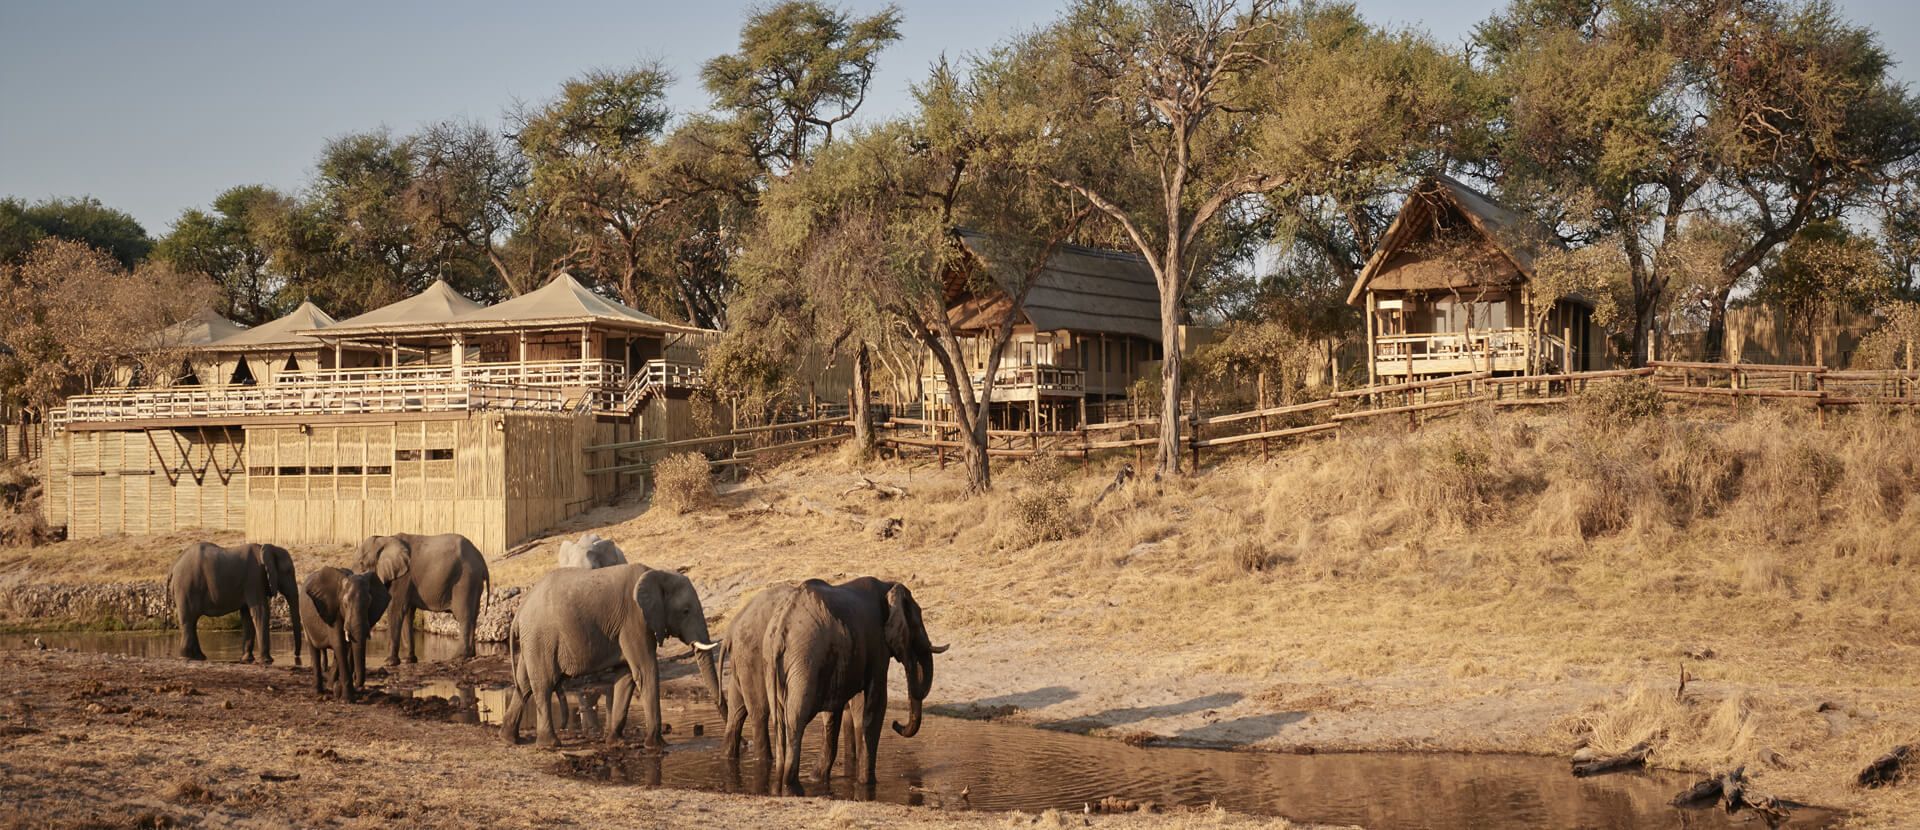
[42,274,711,555]
[925,230,1166,430]
[1349,175,1603,384]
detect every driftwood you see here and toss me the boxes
[840,476,908,499]
[501,539,544,560]
[1571,739,1653,777]
[725,499,776,519]
[1090,463,1135,511]
[1857,744,1914,788]
[1671,766,1798,823]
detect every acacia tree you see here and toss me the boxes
[1752,220,1890,364]
[749,65,1089,490]
[1478,0,1920,365]
[995,0,1292,476]
[154,185,286,324]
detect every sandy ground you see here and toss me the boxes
[0,648,1308,830]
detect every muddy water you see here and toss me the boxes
[14,630,1835,829]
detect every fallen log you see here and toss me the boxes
[1857,744,1914,788]
[1571,739,1653,777]
[1669,766,1798,822]
[1089,463,1135,511]
[840,476,908,499]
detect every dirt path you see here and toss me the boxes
[0,649,1310,830]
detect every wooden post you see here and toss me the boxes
[451,334,465,381]
[1078,395,1089,471]
[1365,291,1378,389]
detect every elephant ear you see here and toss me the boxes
[266,545,295,596]
[305,570,341,619]
[253,545,281,596]
[634,569,673,645]
[884,582,915,661]
[376,539,411,584]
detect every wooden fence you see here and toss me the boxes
[583,412,855,482]
[873,360,1920,469]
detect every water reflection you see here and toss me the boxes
[14,633,1836,829]
[14,627,503,663]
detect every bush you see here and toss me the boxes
[1576,377,1664,428]
[1001,455,1079,548]
[651,452,714,515]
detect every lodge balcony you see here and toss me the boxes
[922,365,1087,405]
[52,359,704,430]
[1372,328,1569,378]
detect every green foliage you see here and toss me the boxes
[152,185,285,325]
[0,196,151,268]
[701,1,902,173]
[1751,220,1891,355]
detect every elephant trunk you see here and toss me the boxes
[892,655,930,738]
[285,585,304,667]
[682,619,727,724]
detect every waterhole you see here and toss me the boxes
[14,630,1837,829]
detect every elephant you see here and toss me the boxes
[555,533,626,570]
[355,533,491,664]
[723,577,946,791]
[167,541,302,666]
[299,567,389,701]
[500,563,723,749]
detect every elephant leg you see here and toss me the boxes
[179,607,205,661]
[500,686,528,745]
[616,636,664,748]
[779,702,811,794]
[453,585,478,660]
[858,686,886,785]
[532,674,562,749]
[330,630,349,699]
[722,683,749,760]
[843,695,862,780]
[607,675,634,742]
[254,602,275,666]
[311,644,325,694]
[815,705,844,781]
[238,607,257,663]
[401,605,418,664]
[553,689,574,738]
[382,593,407,667]
[751,693,773,761]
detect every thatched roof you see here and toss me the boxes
[308,280,484,338]
[949,230,1162,342]
[443,273,707,335]
[148,309,248,350]
[1346,175,1571,306]
[203,301,336,352]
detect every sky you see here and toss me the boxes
[2,0,1918,236]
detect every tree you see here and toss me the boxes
[0,196,152,267]
[746,65,1090,491]
[1477,0,1920,365]
[1751,220,1890,364]
[994,0,1292,477]
[0,239,216,415]
[406,120,537,296]
[153,185,286,324]
[702,1,903,175]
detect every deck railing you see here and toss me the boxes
[279,359,628,388]
[1374,328,1571,376]
[922,364,1087,404]
[54,378,572,427]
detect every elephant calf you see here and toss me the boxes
[501,563,723,748]
[167,542,302,666]
[555,533,626,570]
[723,577,946,791]
[300,567,389,701]
[356,533,491,664]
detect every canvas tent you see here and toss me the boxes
[199,301,338,388]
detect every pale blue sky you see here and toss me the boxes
[2,0,1916,234]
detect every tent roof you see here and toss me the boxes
[148,308,248,350]
[440,273,707,335]
[306,280,484,338]
[950,230,1163,342]
[1347,174,1574,307]
[203,301,336,351]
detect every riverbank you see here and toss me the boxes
[0,648,1311,829]
[4,404,1918,824]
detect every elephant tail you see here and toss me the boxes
[763,588,804,758]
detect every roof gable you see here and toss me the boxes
[448,273,704,334]
[315,280,484,335]
[1347,175,1563,306]
[205,301,336,350]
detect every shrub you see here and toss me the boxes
[651,452,713,514]
[1575,377,1664,428]
[1001,455,1079,548]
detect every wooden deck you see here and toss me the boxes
[52,359,707,429]
[923,365,1087,405]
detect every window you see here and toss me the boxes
[248,467,275,477]
[277,466,305,476]
[337,466,364,475]
[308,466,334,475]
[366,465,393,476]
[395,449,422,462]
[426,448,454,461]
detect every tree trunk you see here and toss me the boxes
[1702,284,1734,363]
[852,340,874,453]
[960,412,990,492]
[1630,293,1657,368]
[1156,297,1183,476]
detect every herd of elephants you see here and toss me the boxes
[164,532,946,792]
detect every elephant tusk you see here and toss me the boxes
[692,640,722,653]
[929,643,950,654]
